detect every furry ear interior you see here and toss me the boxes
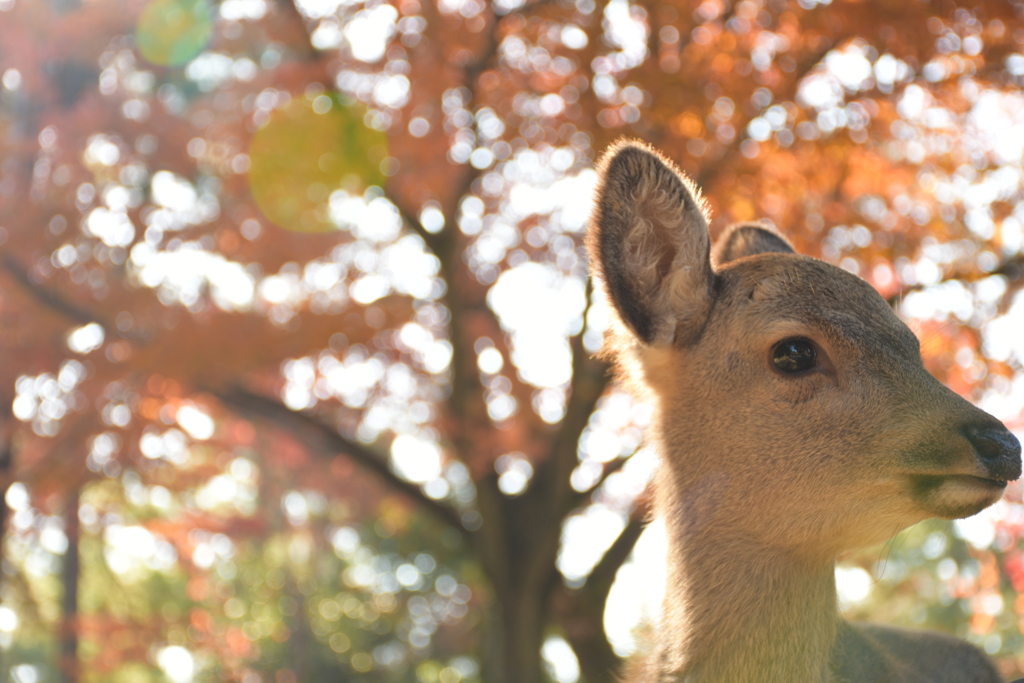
[587,141,714,346]
[712,223,794,266]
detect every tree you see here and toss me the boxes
[1,0,1023,681]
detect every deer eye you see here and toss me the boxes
[772,338,817,373]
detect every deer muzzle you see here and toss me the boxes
[961,422,1022,483]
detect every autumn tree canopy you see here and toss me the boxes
[1,0,1024,681]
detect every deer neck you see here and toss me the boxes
[653,469,840,683]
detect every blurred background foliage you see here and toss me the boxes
[0,0,1023,681]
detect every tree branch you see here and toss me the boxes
[510,279,611,609]
[585,494,650,597]
[691,24,845,192]
[1,254,101,326]
[552,279,611,519]
[0,254,150,342]
[461,0,504,98]
[552,495,651,683]
[216,387,465,529]
[886,252,1024,308]
[566,452,630,513]
[390,197,445,254]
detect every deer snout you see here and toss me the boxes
[962,423,1022,482]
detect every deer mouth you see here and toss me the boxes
[909,474,1008,519]
[955,474,1008,489]
[913,474,1008,491]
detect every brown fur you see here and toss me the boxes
[588,141,1022,683]
[711,222,794,266]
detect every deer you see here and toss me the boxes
[586,140,1023,683]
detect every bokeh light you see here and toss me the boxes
[248,95,387,233]
[135,0,213,67]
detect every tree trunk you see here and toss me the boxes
[0,410,13,675]
[483,589,548,683]
[0,407,13,575]
[291,583,310,683]
[60,487,81,683]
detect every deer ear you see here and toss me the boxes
[712,223,794,266]
[587,141,714,346]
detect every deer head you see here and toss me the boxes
[588,140,1021,559]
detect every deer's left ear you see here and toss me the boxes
[587,140,715,347]
[712,223,794,266]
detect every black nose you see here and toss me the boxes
[963,423,1022,481]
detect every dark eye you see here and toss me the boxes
[772,338,817,373]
